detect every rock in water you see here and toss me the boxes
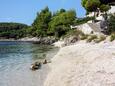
[30,62,41,71]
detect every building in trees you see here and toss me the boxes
[87,6,115,17]
[85,0,115,17]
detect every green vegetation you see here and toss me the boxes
[32,7,52,37]
[87,35,97,42]
[0,22,28,39]
[110,33,115,41]
[32,7,76,38]
[94,35,106,43]
[100,0,115,5]
[108,14,115,34]
[99,4,111,12]
[63,29,83,38]
[80,34,89,40]
[108,14,115,42]
[74,17,95,25]
[62,29,106,43]
[62,29,90,41]
[81,0,111,18]
[82,0,101,12]
[48,10,76,38]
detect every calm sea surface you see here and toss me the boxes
[0,41,58,86]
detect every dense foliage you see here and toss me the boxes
[0,23,28,39]
[81,0,111,15]
[0,23,27,30]
[83,0,101,12]
[48,9,76,38]
[100,0,115,5]
[32,7,52,37]
[32,7,76,38]
[74,17,95,25]
[108,14,115,34]
[110,33,115,41]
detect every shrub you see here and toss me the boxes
[99,35,106,41]
[108,14,115,34]
[94,35,106,43]
[73,17,95,25]
[80,34,89,40]
[63,29,84,38]
[87,35,97,42]
[110,33,115,41]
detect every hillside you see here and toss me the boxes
[0,22,28,39]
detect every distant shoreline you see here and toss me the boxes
[0,37,57,44]
[0,39,17,41]
[0,39,42,44]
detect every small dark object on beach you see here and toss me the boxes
[43,59,47,64]
[30,62,41,71]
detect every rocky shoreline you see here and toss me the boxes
[19,37,57,44]
[0,37,57,45]
[1,36,115,86]
[44,40,115,86]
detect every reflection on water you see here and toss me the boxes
[0,41,59,86]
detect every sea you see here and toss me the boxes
[0,41,58,86]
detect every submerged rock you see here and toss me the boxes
[30,59,50,71]
[30,62,41,71]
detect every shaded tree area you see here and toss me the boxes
[108,14,115,34]
[73,17,95,25]
[100,0,115,5]
[0,22,29,39]
[0,23,28,30]
[32,7,52,37]
[48,9,76,38]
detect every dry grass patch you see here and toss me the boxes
[94,35,106,43]
[86,35,97,42]
[110,33,115,42]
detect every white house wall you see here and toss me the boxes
[108,6,115,14]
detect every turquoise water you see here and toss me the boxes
[0,41,58,86]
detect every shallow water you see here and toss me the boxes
[0,41,58,86]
